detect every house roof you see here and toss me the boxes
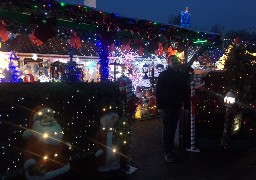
[0,0,222,55]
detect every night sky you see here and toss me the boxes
[61,0,256,32]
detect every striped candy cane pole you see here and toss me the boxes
[186,74,205,152]
[118,76,137,174]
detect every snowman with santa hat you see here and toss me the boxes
[94,112,120,173]
[23,105,71,180]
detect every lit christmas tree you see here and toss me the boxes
[180,7,191,28]
[219,40,256,148]
[61,48,82,83]
[4,51,20,82]
[196,40,256,148]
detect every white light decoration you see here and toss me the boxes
[43,133,49,139]
[38,75,51,82]
[216,44,233,70]
[224,91,236,107]
[191,61,200,69]
[0,69,5,79]
[32,54,38,60]
[76,56,79,63]
[233,114,242,134]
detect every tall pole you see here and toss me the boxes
[186,74,205,152]
[69,47,74,61]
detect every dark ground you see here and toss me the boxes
[65,119,256,180]
[126,118,256,180]
[63,118,256,180]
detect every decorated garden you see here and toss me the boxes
[0,0,256,179]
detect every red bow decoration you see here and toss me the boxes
[138,40,143,56]
[121,42,126,53]
[126,42,131,52]
[121,42,131,53]
[155,43,164,56]
[138,46,143,56]
[0,23,9,42]
[30,30,43,46]
[70,34,81,49]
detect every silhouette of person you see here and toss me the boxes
[156,55,190,163]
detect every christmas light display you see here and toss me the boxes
[4,51,21,82]
[0,0,232,178]
[187,74,205,153]
[0,1,221,55]
[196,41,256,149]
[118,75,137,173]
[60,47,83,83]
[0,0,223,83]
[96,39,109,81]
[0,82,122,179]
[180,7,191,28]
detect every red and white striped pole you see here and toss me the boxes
[118,76,137,174]
[186,74,205,152]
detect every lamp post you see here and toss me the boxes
[220,90,236,150]
[224,91,236,107]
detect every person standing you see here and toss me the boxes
[156,55,190,163]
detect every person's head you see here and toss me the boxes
[166,55,180,68]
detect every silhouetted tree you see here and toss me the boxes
[167,14,181,26]
[210,24,224,34]
[225,30,256,44]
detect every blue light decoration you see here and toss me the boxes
[96,39,109,81]
[8,51,20,82]
[180,7,191,28]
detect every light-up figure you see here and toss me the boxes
[23,105,71,179]
[95,112,120,172]
[180,7,191,28]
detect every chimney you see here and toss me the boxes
[84,0,96,8]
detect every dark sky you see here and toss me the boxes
[62,0,256,32]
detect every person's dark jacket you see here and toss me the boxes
[156,67,190,110]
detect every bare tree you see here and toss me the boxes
[167,14,181,26]
[210,24,224,34]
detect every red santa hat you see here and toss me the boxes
[28,104,49,129]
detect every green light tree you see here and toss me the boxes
[220,40,256,149]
